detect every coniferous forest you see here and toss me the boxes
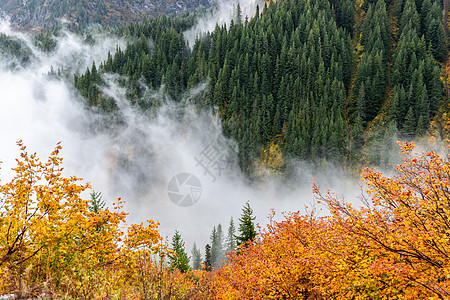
[0,0,450,298]
[72,0,448,176]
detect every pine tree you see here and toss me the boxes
[210,226,217,266]
[351,83,366,157]
[236,202,257,247]
[415,115,427,137]
[210,225,225,269]
[426,18,447,63]
[91,61,98,82]
[169,230,190,273]
[88,190,105,214]
[380,120,399,166]
[402,107,416,139]
[204,244,212,271]
[225,217,237,253]
[351,114,365,158]
[236,3,242,24]
[191,243,202,270]
[215,224,225,268]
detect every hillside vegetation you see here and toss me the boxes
[74,0,448,175]
[0,0,449,298]
[0,137,448,298]
[0,0,213,31]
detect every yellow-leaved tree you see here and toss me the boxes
[315,142,450,298]
[190,143,450,299]
[0,141,196,299]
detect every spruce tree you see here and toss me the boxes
[169,230,190,273]
[210,226,217,266]
[211,224,225,269]
[216,224,225,267]
[426,18,447,63]
[402,107,416,139]
[204,244,212,271]
[236,3,242,24]
[236,202,257,247]
[209,226,217,266]
[380,121,399,166]
[88,190,105,214]
[225,217,237,253]
[415,115,427,137]
[191,243,202,270]
[351,114,364,158]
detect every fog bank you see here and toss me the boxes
[0,19,360,251]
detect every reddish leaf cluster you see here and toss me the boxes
[194,143,449,299]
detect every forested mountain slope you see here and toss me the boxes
[0,0,213,31]
[73,0,448,175]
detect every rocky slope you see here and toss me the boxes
[0,0,214,31]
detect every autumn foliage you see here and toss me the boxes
[194,143,450,299]
[0,141,196,299]
[1,141,450,299]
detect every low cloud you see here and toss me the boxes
[184,0,265,47]
[0,19,361,251]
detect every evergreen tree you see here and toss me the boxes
[204,244,212,271]
[426,18,447,63]
[88,190,105,214]
[351,114,365,157]
[235,3,242,24]
[169,230,190,273]
[236,202,257,247]
[380,120,399,166]
[402,107,416,139]
[210,226,217,266]
[191,242,202,270]
[225,217,237,253]
[415,115,427,137]
[210,224,225,268]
